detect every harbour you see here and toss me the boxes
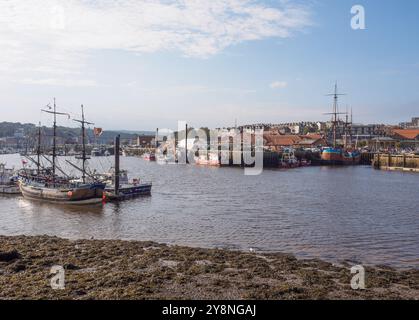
[1,0,419,303]
[0,153,418,270]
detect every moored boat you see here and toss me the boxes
[279,148,300,169]
[102,135,152,201]
[321,147,361,165]
[321,83,361,166]
[194,152,220,167]
[18,101,105,204]
[0,163,20,195]
[143,153,156,161]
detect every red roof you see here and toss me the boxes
[393,129,419,140]
[305,133,323,140]
[264,134,302,146]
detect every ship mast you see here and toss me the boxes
[37,122,42,173]
[41,98,70,184]
[325,83,346,148]
[73,105,94,184]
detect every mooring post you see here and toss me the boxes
[185,123,189,164]
[115,135,120,196]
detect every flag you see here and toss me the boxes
[94,127,103,137]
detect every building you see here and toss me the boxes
[136,135,155,147]
[399,117,419,129]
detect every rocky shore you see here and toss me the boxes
[0,235,418,300]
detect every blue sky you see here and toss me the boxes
[0,0,418,130]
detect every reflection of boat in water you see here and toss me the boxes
[0,163,20,195]
[195,152,220,167]
[18,101,105,204]
[102,135,152,201]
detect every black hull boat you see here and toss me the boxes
[102,135,152,201]
[103,183,152,200]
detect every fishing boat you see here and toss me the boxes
[279,148,299,169]
[18,101,105,204]
[0,163,20,195]
[102,135,152,201]
[320,84,361,165]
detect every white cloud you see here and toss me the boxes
[0,0,312,85]
[17,78,98,87]
[270,81,288,89]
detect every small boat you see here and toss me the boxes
[0,163,20,195]
[91,147,102,157]
[102,135,152,201]
[280,148,299,169]
[143,153,156,161]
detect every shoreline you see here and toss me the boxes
[0,235,418,300]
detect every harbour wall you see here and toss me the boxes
[373,153,419,173]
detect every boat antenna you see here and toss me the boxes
[324,82,347,148]
[41,98,70,184]
[73,105,94,184]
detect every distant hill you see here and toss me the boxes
[0,121,155,144]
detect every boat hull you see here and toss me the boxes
[104,183,152,200]
[0,184,21,195]
[321,148,360,165]
[19,181,105,203]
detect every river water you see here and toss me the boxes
[1,154,418,269]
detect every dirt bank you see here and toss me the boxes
[0,235,417,300]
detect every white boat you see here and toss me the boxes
[194,152,220,166]
[0,163,20,195]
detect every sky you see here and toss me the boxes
[0,0,418,131]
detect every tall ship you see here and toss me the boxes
[18,100,105,204]
[321,84,361,165]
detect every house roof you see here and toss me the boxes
[393,129,419,140]
[263,134,302,146]
[304,133,323,140]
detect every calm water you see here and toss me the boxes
[1,154,418,269]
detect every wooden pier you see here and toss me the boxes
[373,153,419,173]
